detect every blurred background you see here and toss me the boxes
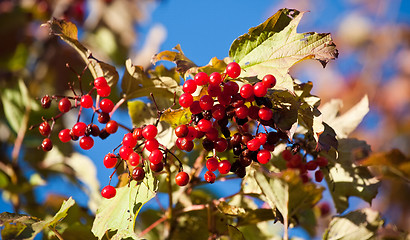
[0,0,409,239]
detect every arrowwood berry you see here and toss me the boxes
[106,120,118,134]
[133,127,144,140]
[189,101,202,115]
[248,105,260,120]
[223,81,239,96]
[204,171,216,183]
[214,138,228,152]
[194,72,209,86]
[97,86,111,97]
[206,157,219,172]
[247,138,261,151]
[100,98,114,113]
[197,119,212,133]
[263,143,275,151]
[41,138,53,151]
[58,98,71,113]
[315,170,324,182]
[218,160,231,174]
[132,167,145,181]
[256,133,267,145]
[94,76,108,89]
[59,129,71,143]
[72,122,87,137]
[289,154,302,168]
[240,84,254,99]
[41,95,51,109]
[179,93,194,108]
[211,104,226,120]
[149,149,163,164]
[142,125,157,140]
[87,124,100,137]
[202,138,214,151]
[128,152,140,166]
[226,62,241,79]
[122,133,137,148]
[316,156,328,167]
[200,95,214,111]
[98,112,110,124]
[145,138,159,152]
[241,133,253,145]
[150,161,164,172]
[262,74,276,88]
[258,107,273,121]
[281,149,293,161]
[235,105,249,119]
[175,171,189,186]
[119,146,133,160]
[175,125,189,138]
[180,138,194,152]
[207,84,222,97]
[186,126,197,141]
[209,72,222,85]
[101,185,116,199]
[205,127,218,141]
[39,121,51,136]
[79,136,94,150]
[306,160,318,171]
[253,82,268,97]
[217,93,231,106]
[80,95,93,108]
[183,79,197,94]
[257,149,271,164]
[104,153,117,168]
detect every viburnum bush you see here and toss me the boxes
[2,8,408,240]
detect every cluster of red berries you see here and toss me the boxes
[175,62,286,183]
[100,124,190,199]
[37,76,116,152]
[281,149,329,182]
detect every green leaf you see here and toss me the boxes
[91,175,158,239]
[229,8,338,91]
[40,197,76,228]
[45,18,119,87]
[317,123,338,152]
[160,108,191,129]
[322,139,380,213]
[228,225,245,240]
[323,208,383,240]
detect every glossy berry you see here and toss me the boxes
[97,86,111,97]
[194,72,209,86]
[94,76,108,89]
[58,98,71,113]
[197,119,212,133]
[262,74,276,88]
[101,185,116,199]
[247,138,261,151]
[256,133,267,145]
[199,95,214,111]
[240,84,254,99]
[149,149,163,164]
[145,138,159,152]
[100,98,114,113]
[175,171,189,186]
[207,84,222,97]
[128,152,140,166]
[205,127,218,141]
[150,161,164,172]
[98,112,110,124]
[72,122,87,137]
[257,149,271,164]
[218,160,231,174]
[180,138,194,152]
[235,105,249,119]
[132,167,145,181]
[223,81,239,96]
[133,127,144,140]
[142,125,157,140]
[189,101,202,115]
[80,95,93,108]
[183,79,197,94]
[185,126,197,141]
[59,129,72,143]
[253,82,268,97]
[122,133,137,148]
[226,62,241,79]
[87,124,100,137]
[211,104,226,120]
[175,125,189,138]
[79,136,94,150]
[258,107,273,121]
[39,121,51,136]
[217,93,231,106]
[41,138,53,151]
[315,170,324,182]
[41,95,51,109]
[179,93,194,108]
[119,146,133,160]
[214,138,228,152]
[106,120,118,134]
[104,153,117,168]
[204,171,216,183]
[206,157,219,172]
[248,105,260,120]
[209,72,222,85]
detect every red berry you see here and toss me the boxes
[149,149,163,164]
[315,170,324,182]
[94,76,108,89]
[175,125,189,138]
[204,171,216,183]
[289,154,302,168]
[105,120,118,134]
[100,98,114,113]
[262,74,276,88]
[258,107,273,121]
[150,161,164,172]
[256,133,267,145]
[189,101,202,114]
[41,95,51,109]
[128,152,140,166]
[218,160,231,174]
[211,104,226,120]
[132,127,143,140]
[319,202,331,216]
[207,84,222,97]
[39,121,51,136]
[235,105,249,119]
[214,138,228,152]
[97,86,111,97]
[253,82,268,97]
[59,129,71,143]
[248,105,260,120]
[58,98,71,113]
[142,125,157,140]
[180,138,194,152]
[197,119,212,133]
[119,146,133,160]
[104,153,117,168]
[183,79,197,94]
[257,149,271,164]
[194,72,209,86]
[306,161,318,171]
[145,138,159,152]
[98,112,110,124]
[123,133,137,148]
[175,171,189,186]
[79,136,94,150]
[101,185,116,199]
[217,93,231,106]
[282,149,293,161]
[88,124,100,137]
[205,127,218,141]
[226,62,241,79]
[209,72,222,85]
[132,167,145,181]
[186,126,197,141]
[316,156,328,167]
[263,143,275,151]
[206,157,219,172]
[240,84,254,99]
[223,81,239,96]
[199,95,214,111]
[72,122,87,137]
[41,138,53,151]
[80,95,93,108]
[179,93,194,108]
[247,138,261,151]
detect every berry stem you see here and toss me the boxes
[109,97,126,118]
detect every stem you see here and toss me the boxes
[12,101,31,166]
[138,215,168,238]
[109,97,126,118]
[49,227,64,240]
[164,162,175,240]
